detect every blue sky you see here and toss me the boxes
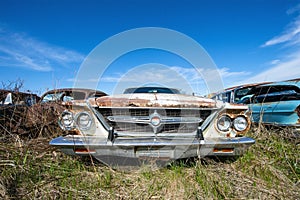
[1,0,300,95]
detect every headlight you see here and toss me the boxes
[75,112,93,130]
[59,111,74,130]
[233,116,248,132]
[217,115,232,132]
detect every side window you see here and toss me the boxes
[42,92,64,103]
[25,96,33,106]
[71,92,86,100]
[220,91,231,103]
[216,94,223,101]
[254,89,300,103]
[226,91,231,103]
[212,92,232,103]
[4,93,13,105]
[238,96,251,104]
[63,95,74,102]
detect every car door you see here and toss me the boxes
[249,101,275,124]
[249,87,300,125]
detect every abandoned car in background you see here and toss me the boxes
[242,79,300,132]
[40,88,107,103]
[0,89,40,106]
[32,88,108,136]
[50,86,255,166]
[0,90,41,136]
[210,82,271,104]
[0,88,107,137]
[211,79,300,132]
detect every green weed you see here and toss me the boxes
[0,126,299,199]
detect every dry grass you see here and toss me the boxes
[0,125,299,199]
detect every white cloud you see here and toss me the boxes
[218,67,250,78]
[246,3,300,84]
[262,4,300,47]
[66,78,99,83]
[242,50,300,84]
[79,64,250,95]
[287,3,300,15]
[97,65,249,84]
[0,28,85,71]
[261,23,300,47]
[270,59,280,65]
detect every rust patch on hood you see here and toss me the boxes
[96,93,216,108]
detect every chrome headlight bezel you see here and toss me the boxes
[233,115,248,132]
[75,111,94,131]
[59,111,75,130]
[216,115,232,132]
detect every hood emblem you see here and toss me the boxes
[150,113,161,127]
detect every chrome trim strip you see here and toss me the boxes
[50,135,255,147]
[107,115,203,124]
[114,131,197,137]
[95,106,219,111]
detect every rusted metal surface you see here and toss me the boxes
[96,93,216,108]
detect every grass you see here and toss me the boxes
[0,126,299,199]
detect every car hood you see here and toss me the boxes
[95,93,217,108]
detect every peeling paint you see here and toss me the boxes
[96,93,216,108]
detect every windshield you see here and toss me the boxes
[41,91,87,103]
[123,87,181,94]
[42,92,65,103]
[234,87,253,102]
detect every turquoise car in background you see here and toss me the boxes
[244,79,300,132]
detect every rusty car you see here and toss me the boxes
[50,86,255,166]
[33,88,108,136]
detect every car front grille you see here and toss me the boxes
[95,107,213,134]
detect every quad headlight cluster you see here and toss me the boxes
[216,114,249,133]
[59,110,93,132]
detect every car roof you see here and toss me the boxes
[209,81,272,98]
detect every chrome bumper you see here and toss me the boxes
[50,135,255,160]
